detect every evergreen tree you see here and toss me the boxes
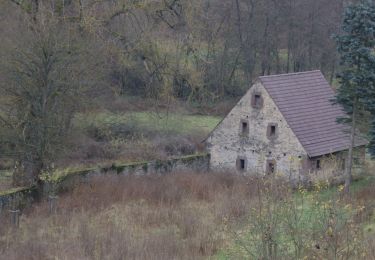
[335,0,375,192]
[369,120,375,156]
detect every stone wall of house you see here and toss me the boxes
[307,146,367,184]
[206,82,308,181]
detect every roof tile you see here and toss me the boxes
[259,70,368,157]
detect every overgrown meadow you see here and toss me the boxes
[1,169,374,260]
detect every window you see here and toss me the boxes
[266,160,276,175]
[254,94,261,106]
[240,120,249,136]
[236,157,246,171]
[267,123,278,139]
[270,125,276,136]
[316,159,321,170]
[240,159,245,169]
[251,92,263,108]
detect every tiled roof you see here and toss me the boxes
[259,70,368,157]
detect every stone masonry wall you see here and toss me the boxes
[0,154,209,212]
[307,147,367,184]
[206,82,308,181]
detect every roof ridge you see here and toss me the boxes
[259,70,322,79]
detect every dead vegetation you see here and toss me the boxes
[0,169,375,259]
[0,171,256,259]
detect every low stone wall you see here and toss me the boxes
[0,186,38,214]
[0,154,210,211]
[46,153,210,194]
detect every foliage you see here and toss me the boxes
[334,0,375,156]
[221,179,373,259]
[370,119,375,156]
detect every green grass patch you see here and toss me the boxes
[75,111,222,136]
[314,174,375,201]
[0,186,34,196]
[0,170,12,179]
[216,175,375,259]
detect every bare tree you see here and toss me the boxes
[0,20,88,186]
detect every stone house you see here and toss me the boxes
[206,71,368,182]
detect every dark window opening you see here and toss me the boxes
[240,159,245,169]
[252,93,263,108]
[316,159,321,170]
[254,94,261,106]
[266,160,276,175]
[270,125,276,136]
[267,123,278,139]
[241,121,248,135]
[236,157,246,171]
[353,157,360,165]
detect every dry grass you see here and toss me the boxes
[0,171,257,260]
[1,168,375,259]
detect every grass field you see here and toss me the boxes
[62,111,222,166]
[75,111,222,136]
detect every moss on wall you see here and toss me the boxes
[0,154,210,211]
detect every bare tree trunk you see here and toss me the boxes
[344,98,357,194]
[234,0,242,43]
[286,0,293,73]
[32,0,39,22]
[329,60,336,85]
[79,0,83,22]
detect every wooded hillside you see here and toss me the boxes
[1,0,350,102]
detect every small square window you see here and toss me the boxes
[266,160,276,175]
[270,125,276,136]
[267,123,278,139]
[236,157,246,171]
[316,159,321,169]
[353,157,360,165]
[252,93,263,108]
[254,95,261,106]
[240,159,245,169]
[240,120,249,135]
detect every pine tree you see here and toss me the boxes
[369,119,375,156]
[335,0,375,192]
